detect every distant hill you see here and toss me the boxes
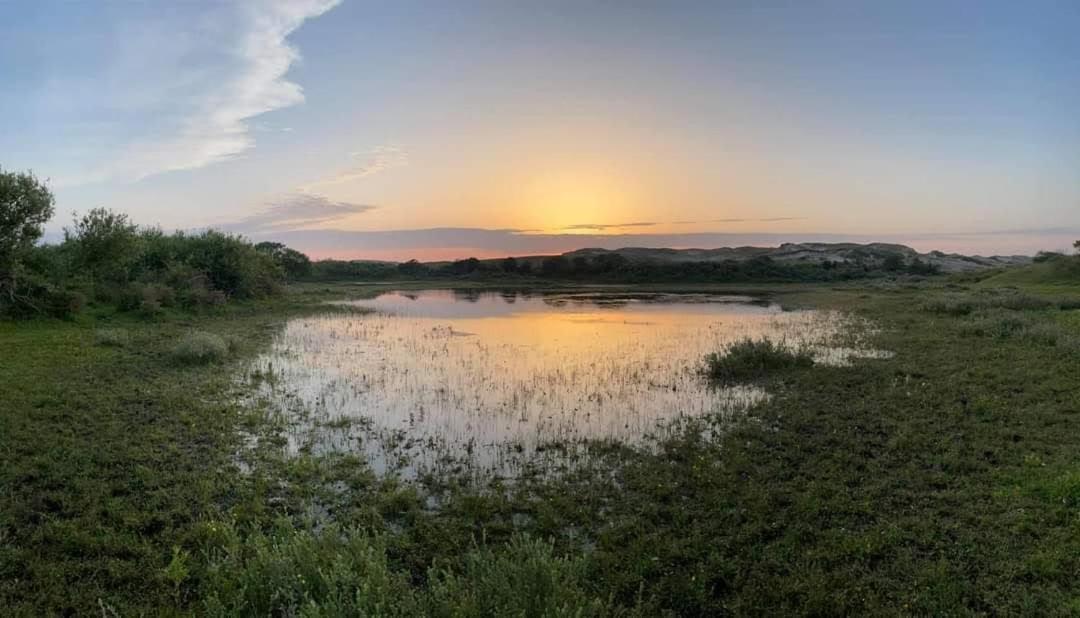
[308,242,1036,282]
[560,243,1030,273]
[976,254,1080,289]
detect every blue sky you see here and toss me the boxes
[2,0,1077,259]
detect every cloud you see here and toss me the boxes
[561,217,806,231]
[223,193,375,232]
[562,222,659,231]
[300,144,409,190]
[61,0,340,186]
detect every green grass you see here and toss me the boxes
[5,279,1080,614]
[976,255,1080,295]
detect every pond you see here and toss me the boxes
[241,289,876,479]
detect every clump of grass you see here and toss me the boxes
[922,291,1054,316]
[198,521,612,617]
[171,331,230,365]
[93,328,131,347]
[957,310,1034,339]
[959,309,1079,350]
[705,338,814,384]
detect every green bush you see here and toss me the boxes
[705,338,814,384]
[171,331,230,365]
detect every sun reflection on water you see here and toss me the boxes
[241,290,878,478]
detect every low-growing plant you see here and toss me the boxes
[923,291,1053,316]
[705,338,814,384]
[171,331,229,365]
[94,328,131,347]
[958,310,1034,339]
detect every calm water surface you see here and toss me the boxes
[242,290,874,477]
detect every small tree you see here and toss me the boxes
[1074,240,1079,254]
[0,169,55,304]
[65,208,141,284]
[255,241,312,280]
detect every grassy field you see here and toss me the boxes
[3,273,1080,615]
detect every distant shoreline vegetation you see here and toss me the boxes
[4,167,1076,319]
[306,250,942,284]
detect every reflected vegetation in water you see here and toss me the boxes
[241,289,886,478]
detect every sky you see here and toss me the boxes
[2,0,1078,260]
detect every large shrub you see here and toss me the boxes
[65,208,141,286]
[0,169,55,315]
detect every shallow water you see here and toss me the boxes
[242,289,876,478]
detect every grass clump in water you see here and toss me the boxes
[705,338,814,384]
[171,331,230,365]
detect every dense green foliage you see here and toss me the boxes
[0,169,58,314]
[0,179,300,318]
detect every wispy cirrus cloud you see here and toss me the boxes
[58,0,341,186]
[222,193,375,233]
[300,144,409,191]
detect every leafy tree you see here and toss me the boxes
[1074,239,1079,253]
[65,208,140,283]
[0,169,55,305]
[255,241,312,280]
[500,257,519,274]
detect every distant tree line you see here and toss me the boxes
[0,169,306,319]
[308,250,941,284]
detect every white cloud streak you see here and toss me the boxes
[62,0,340,186]
[223,193,375,232]
[300,144,409,191]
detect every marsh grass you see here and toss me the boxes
[172,330,230,365]
[959,308,1080,350]
[10,281,1080,615]
[704,338,814,384]
[921,290,1054,316]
